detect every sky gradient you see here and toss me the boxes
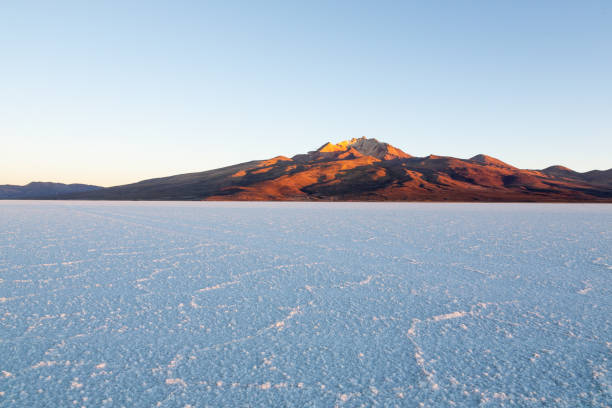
[2,1,611,187]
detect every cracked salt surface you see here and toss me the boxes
[0,201,610,407]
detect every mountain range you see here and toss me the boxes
[0,182,101,199]
[40,137,612,202]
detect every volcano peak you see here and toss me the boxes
[316,137,411,160]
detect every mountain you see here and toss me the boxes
[0,182,101,199]
[63,137,611,202]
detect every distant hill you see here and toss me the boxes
[0,182,101,199]
[62,137,612,202]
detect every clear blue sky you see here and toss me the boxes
[2,1,610,187]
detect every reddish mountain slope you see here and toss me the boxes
[67,137,612,202]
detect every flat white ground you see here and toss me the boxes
[0,202,610,407]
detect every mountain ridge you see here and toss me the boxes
[54,137,612,202]
[0,182,102,199]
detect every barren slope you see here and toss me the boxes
[66,137,612,202]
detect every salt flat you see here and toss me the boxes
[0,201,610,407]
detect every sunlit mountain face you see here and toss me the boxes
[62,137,611,202]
